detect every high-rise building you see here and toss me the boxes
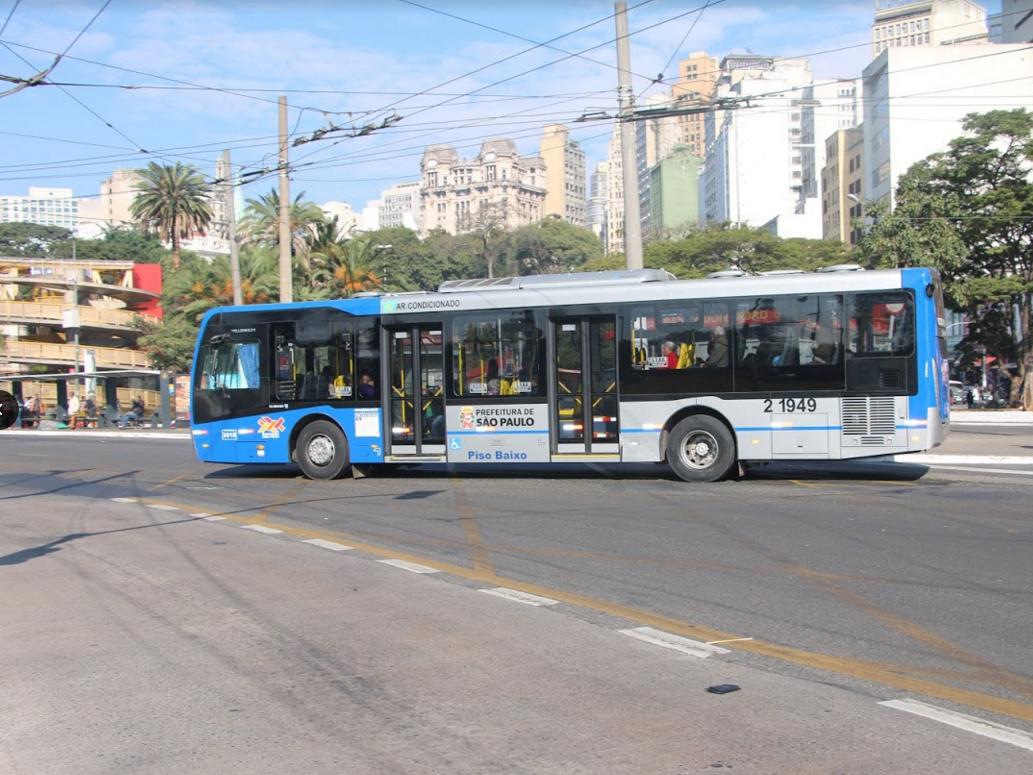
[701,57,815,228]
[604,125,625,255]
[97,168,141,229]
[378,181,420,230]
[0,187,81,233]
[821,127,865,245]
[872,0,989,57]
[996,0,1033,42]
[648,146,701,237]
[587,161,608,245]
[801,79,862,204]
[635,94,682,237]
[418,139,546,236]
[539,125,587,227]
[862,43,1033,206]
[671,51,719,159]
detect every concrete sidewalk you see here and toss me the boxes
[5,428,190,440]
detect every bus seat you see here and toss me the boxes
[676,343,693,369]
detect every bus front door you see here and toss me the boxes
[386,325,446,458]
[551,317,619,458]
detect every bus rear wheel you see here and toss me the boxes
[667,415,736,483]
[297,420,350,480]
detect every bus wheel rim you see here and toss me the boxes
[680,430,718,470]
[307,434,335,466]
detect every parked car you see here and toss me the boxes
[949,380,965,405]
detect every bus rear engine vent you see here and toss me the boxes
[841,397,896,443]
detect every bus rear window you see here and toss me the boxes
[199,338,261,390]
[848,292,914,356]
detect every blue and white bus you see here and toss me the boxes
[189,266,949,482]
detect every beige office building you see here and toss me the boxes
[539,125,587,227]
[419,139,546,236]
[671,51,719,159]
[872,0,988,56]
[604,125,625,255]
[821,127,865,246]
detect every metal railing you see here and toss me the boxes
[0,301,140,331]
[4,340,150,369]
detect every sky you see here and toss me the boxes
[0,0,1003,218]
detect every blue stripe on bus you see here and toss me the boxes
[735,426,843,431]
[448,430,549,436]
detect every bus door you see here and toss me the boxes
[385,324,446,457]
[551,316,619,457]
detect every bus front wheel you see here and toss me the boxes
[296,420,350,480]
[667,416,736,483]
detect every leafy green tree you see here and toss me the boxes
[856,109,1033,408]
[0,222,72,257]
[507,218,604,275]
[240,188,325,265]
[135,314,198,373]
[51,227,171,263]
[130,162,214,270]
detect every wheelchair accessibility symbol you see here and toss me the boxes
[449,437,462,451]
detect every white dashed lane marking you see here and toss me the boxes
[480,587,558,607]
[302,538,354,552]
[146,504,180,512]
[240,524,283,535]
[377,559,439,574]
[110,497,136,503]
[201,515,226,521]
[879,699,1033,752]
[619,627,732,659]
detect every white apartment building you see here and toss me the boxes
[801,79,862,203]
[539,125,587,227]
[588,161,608,245]
[635,94,682,237]
[418,139,546,236]
[872,0,988,56]
[604,125,625,255]
[701,57,815,228]
[321,201,362,237]
[862,43,1033,206]
[0,187,81,234]
[378,181,420,230]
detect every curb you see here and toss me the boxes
[2,430,190,440]
[950,411,1032,425]
[875,454,1033,466]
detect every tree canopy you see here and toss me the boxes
[130,162,214,268]
[856,109,1033,408]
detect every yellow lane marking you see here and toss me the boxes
[246,479,311,524]
[155,471,191,488]
[452,476,495,576]
[789,479,818,489]
[140,494,1033,725]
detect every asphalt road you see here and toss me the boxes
[2,430,1032,773]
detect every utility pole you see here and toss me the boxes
[615,1,643,270]
[222,149,243,306]
[278,95,293,302]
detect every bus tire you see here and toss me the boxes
[296,420,350,480]
[667,415,736,483]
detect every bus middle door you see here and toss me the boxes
[385,324,445,459]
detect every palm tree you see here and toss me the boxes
[239,188,325,265]
[310,235,382,298]
[130,162,213,269]
[177,245,280,320]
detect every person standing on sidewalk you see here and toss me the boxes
[67,392,80,430]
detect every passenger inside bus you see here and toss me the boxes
[358,372,376,399]
[486,359,501,395]
[705,327,729,367]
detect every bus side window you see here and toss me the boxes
[355,319,380,401]
[272,315,355,403]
